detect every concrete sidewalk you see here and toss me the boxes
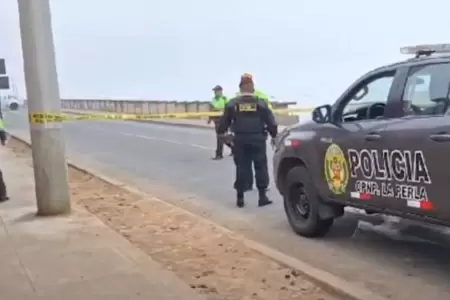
[0,146,205,300]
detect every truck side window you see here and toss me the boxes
[340,74,395,122]
[402,63,450,116]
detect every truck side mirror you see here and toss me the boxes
[312,104,331,124]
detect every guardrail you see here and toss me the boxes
[57,99,302,126]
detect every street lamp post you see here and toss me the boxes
[17,0,70,215]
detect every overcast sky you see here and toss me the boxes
[1,0,450,104]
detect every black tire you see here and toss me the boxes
[283,165,334,237]
[9,102,18,110]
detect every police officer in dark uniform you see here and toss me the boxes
[217,75,278,208]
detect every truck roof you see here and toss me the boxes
[373,55,450,75]
[373,44,450,73]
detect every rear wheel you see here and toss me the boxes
[9,102,18,110]
[283,165,334,237]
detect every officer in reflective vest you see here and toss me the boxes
[217,76,277,208]
[209,85,233,159]
[235,73,273,110]
[0,116,9,202]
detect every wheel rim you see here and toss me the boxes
[289,183,310,219]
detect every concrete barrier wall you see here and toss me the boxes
[59,99,300,126]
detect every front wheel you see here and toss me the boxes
[283,165,334,237]
[9,102,19,110]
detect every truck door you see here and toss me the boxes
[380,62,450,222]
[314,68,407,210]
[380,115,450,220]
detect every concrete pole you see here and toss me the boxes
[17,0,71,215]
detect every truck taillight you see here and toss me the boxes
[284,139,300,147]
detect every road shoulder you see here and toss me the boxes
[0,142,204,300]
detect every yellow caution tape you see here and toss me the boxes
[29,113,66,124]
[28,108,313,124]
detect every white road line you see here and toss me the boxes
[85,125,213,150]
[124,132,212,150]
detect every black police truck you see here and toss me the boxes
[273,44,450,237]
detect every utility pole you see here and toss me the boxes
[17,0,71,215]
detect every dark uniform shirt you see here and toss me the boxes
[217,94,278,138]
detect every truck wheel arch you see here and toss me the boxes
[277,157,306,195]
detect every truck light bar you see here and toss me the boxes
[400,44,450,57]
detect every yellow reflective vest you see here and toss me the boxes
[210,96,228,111]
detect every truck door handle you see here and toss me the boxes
[364,133,381,141]
[429,133,450,142]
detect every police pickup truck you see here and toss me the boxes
[273,44,450,237]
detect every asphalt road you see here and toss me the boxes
[5,109,450,300]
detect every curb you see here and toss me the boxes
[9,133,389,300]
[62,110,215,130]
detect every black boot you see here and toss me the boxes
[0,195,9,202]
[236,191,244,208]
[258,189,272,207]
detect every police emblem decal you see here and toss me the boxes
[324,144,349,195]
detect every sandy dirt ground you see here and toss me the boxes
[9,139,341,300]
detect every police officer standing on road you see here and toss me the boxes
[235,73,273,190]
[0,114,9,202]
[217,75,277,208]
[209,85,233,159]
